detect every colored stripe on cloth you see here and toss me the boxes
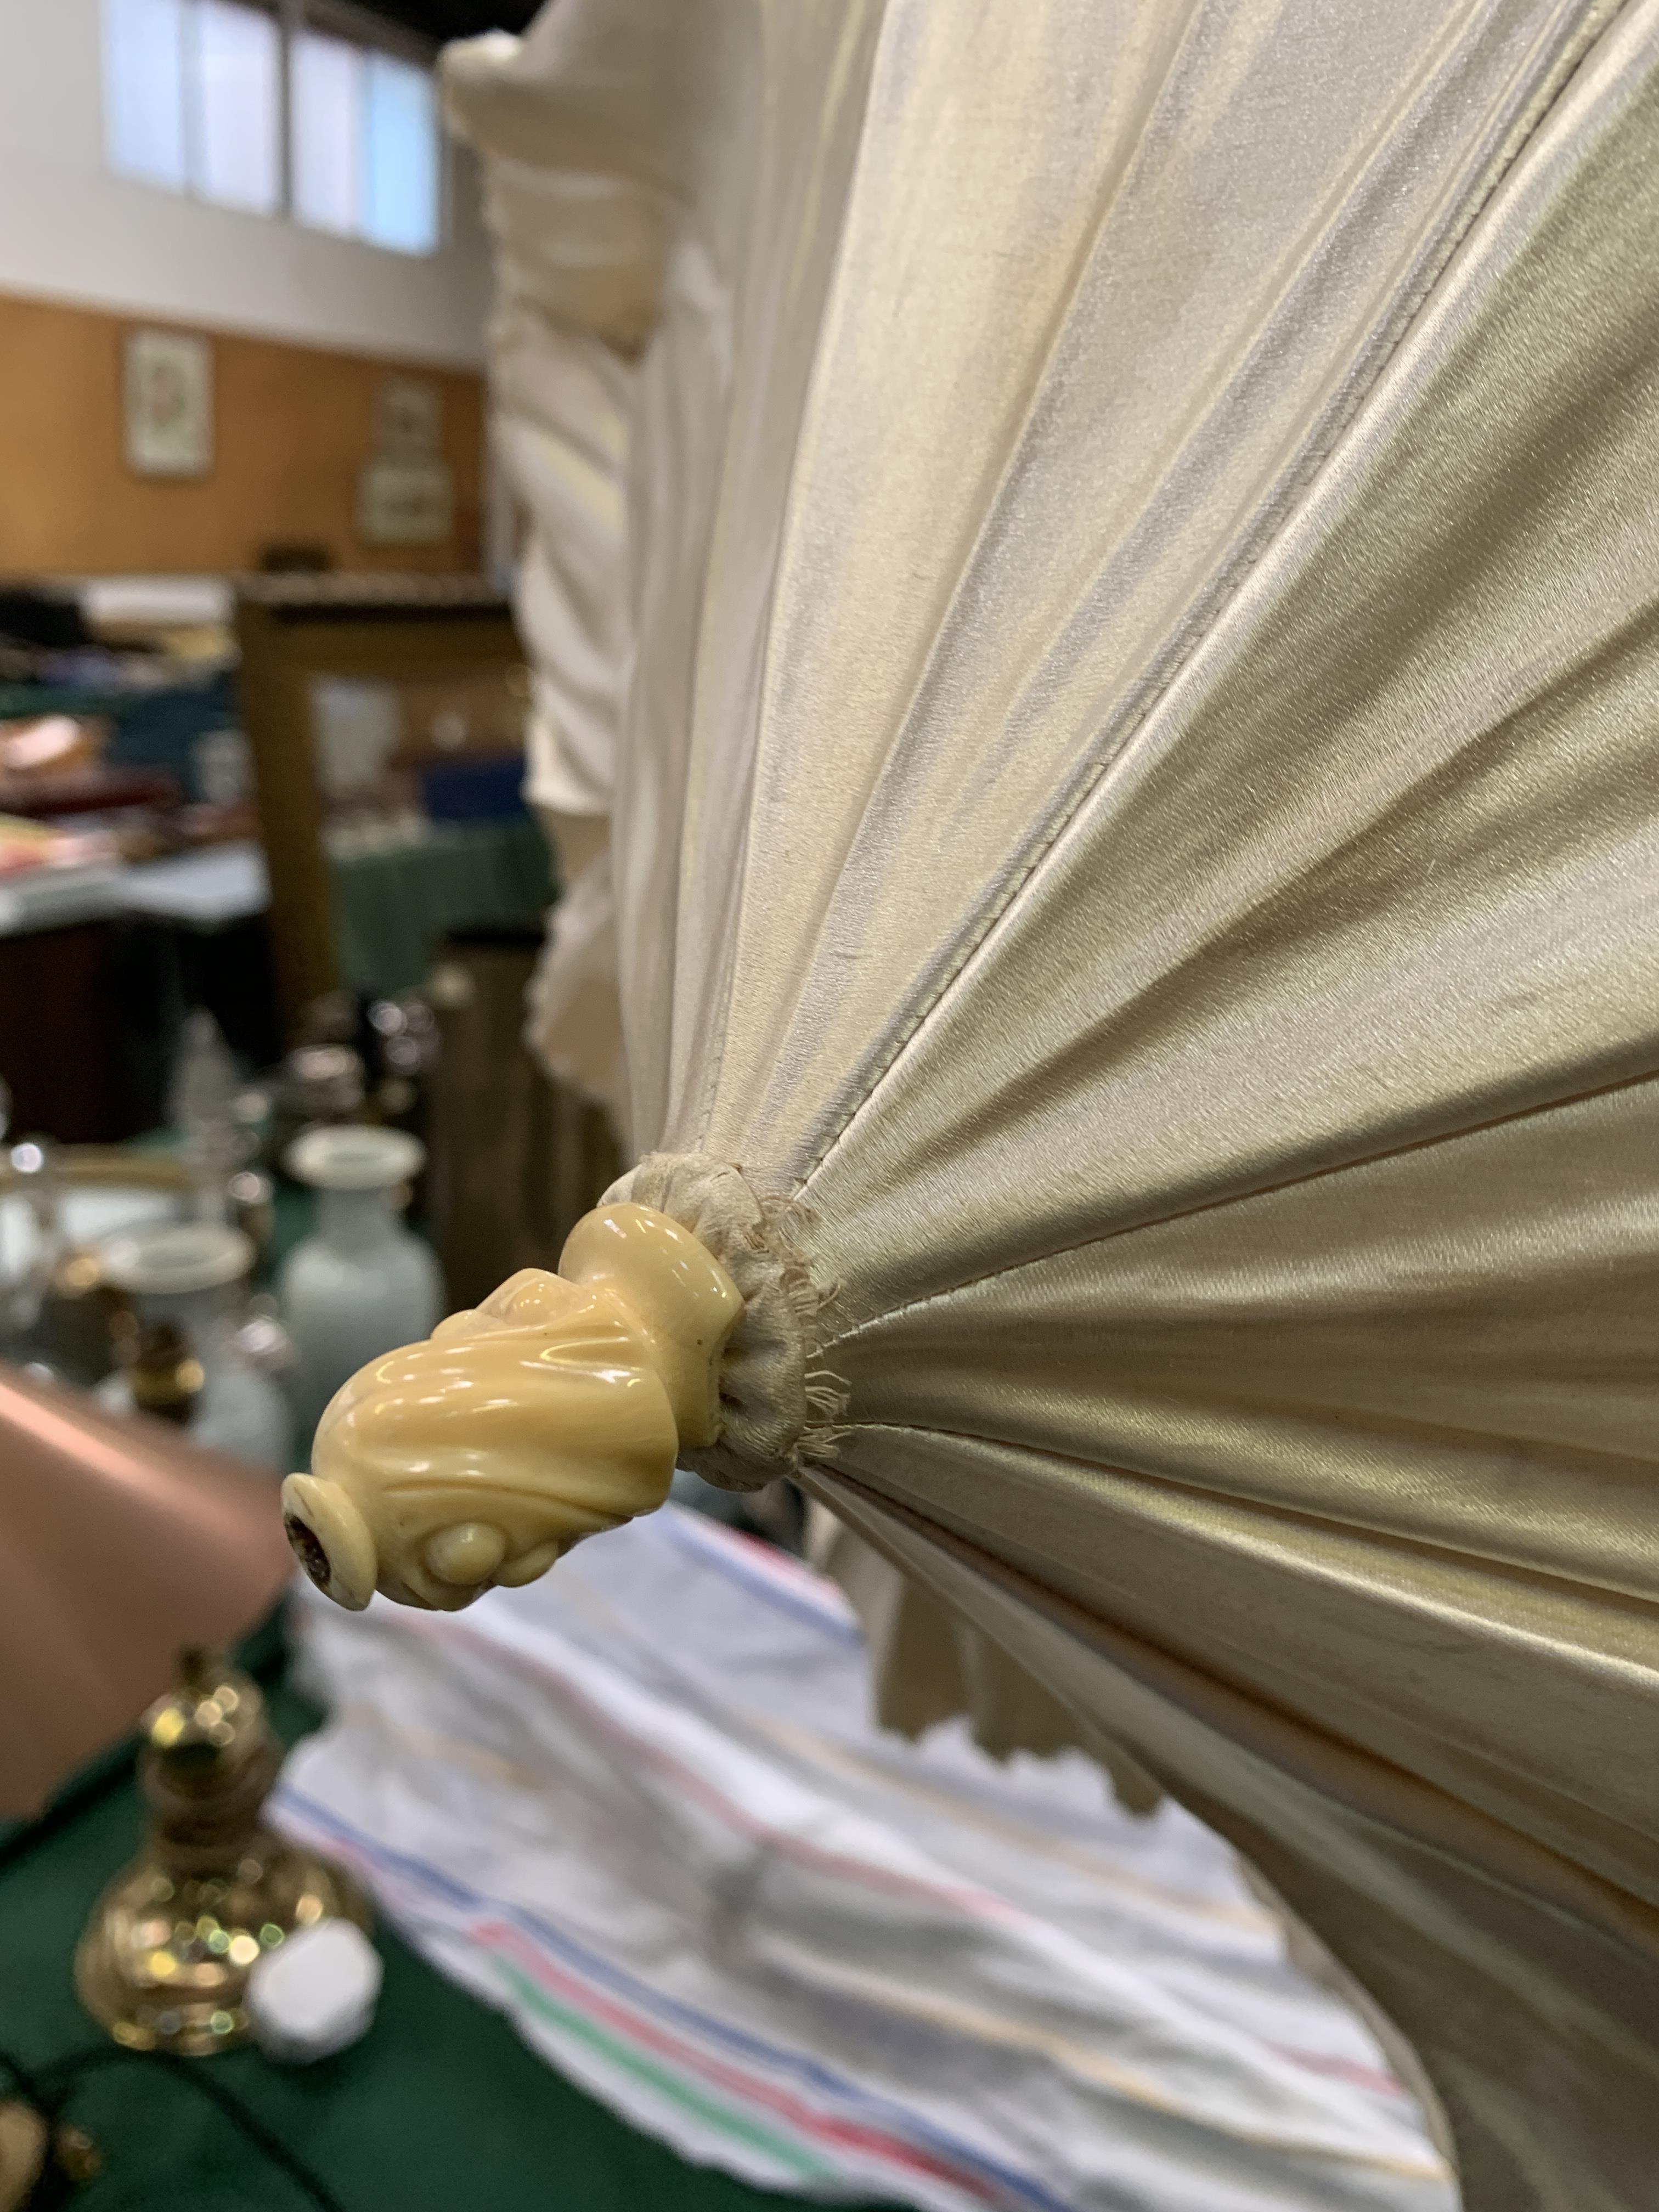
[278,1507,1453,2212]
[281,1788,1067,2211]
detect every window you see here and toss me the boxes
[104,0,188,191]
[101,0,443,256]
[291,33,441,255]
[360,53,440,254]
[194,1,282,215]
[291,30,362,235]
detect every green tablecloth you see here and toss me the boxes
[0,1622,897,2212]
[329,821,554,1001]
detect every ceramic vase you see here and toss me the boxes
[279,1126,442,1439]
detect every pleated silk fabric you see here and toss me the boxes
[445,3,1659,2201]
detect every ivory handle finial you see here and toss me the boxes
[280,1204,742,1612]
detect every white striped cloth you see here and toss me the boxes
[277,1506,1454,2212]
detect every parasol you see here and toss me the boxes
[297,4,1659,2202]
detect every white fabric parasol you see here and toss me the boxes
[446,5,1659,2203]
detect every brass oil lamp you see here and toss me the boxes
[75,1649,369,2056]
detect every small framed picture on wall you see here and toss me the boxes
[376,375,442,459]
[125,328,213,478]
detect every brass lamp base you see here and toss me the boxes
[75,1649,370,2058]
[75,1830,369,2057]
[0,2101,100,2210]
[0,2102,46,2212]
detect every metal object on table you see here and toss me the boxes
[75,1649,371,2058]
[0,1149,191,1201]
[0,2103,99,2211]
[0,1146,195,1384]
[269,1045,366,1173]
[225,1167,275,1263]
[116,1317,204,1427]
[365,993,437,1140]
[278,1043,366,1124]
[0,1136,60,1346]
[0,2103,46,2212]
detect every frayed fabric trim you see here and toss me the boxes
[605,1154,848,1491]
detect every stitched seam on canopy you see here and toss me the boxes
[826,1058,1659,1346]
[827,1418,1659,1608]
[821,1454,1659,1919]
[789,0,1628,1201]
[811,1464,1659,1940]
[650,266,748,1149]
[672,1,791,1149]
[815,1463,1659,1700]
[687,0,1212,1148]
[615,0,781,1146]
[684,1,892,1152]
[884,587,1659,1164]
[827,1437,1659,1863]
[795,575,1659,1302]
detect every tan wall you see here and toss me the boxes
[0,291,486,577]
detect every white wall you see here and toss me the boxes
[0,0,491,367]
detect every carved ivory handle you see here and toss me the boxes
[280,1203,742,1612]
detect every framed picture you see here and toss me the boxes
[125,329,213,478]
[357,454,455,546]
[377,376,443,458]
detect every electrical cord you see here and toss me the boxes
[0,2040,347,2212]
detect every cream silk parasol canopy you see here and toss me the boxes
[290,3,1659,2205]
